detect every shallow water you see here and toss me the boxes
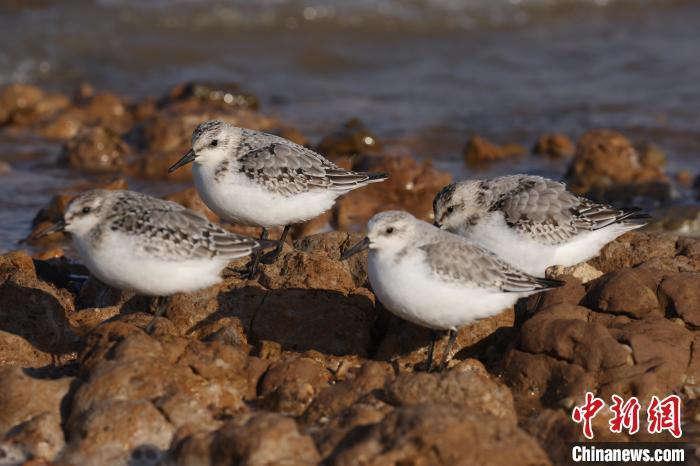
[1,0,699,251]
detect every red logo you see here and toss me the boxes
[609,394,641,435]
[647,394,682,438]
[572,392,605,440]
[572,392,682,439]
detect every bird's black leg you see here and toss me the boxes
[262,225,290,263]
[243,227,268,278]
[426,330,440,372]
[146,296,167,334]
[438,329,457,372]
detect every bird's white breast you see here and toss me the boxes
[367,248,519,330]
[462,213,635,276]
[73,231,228,296]
[193,163,339,227]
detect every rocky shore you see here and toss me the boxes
[0,82,699,465]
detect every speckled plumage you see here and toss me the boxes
[433,175,649,276]
[60,189,261,296]
[81,190,259,261]
[178,120,388,228]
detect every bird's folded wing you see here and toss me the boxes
[420,239,559,293]
[238,143,380,194]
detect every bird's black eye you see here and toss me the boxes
[446,206,454,214]
[210,139,218,147]
[386,227,394,234]
[82,206,91,214]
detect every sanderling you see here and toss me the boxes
[167,120,388,276]
[33,189,263,331]
[341,210,562,371]
[433,175,649,276]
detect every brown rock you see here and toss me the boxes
[590,232,678,273]
[335,155,451,229]
[2,412,65,461]
[384,370,516,421]
[375,307,515,371]
[173,412,320,466]
[61,399,174,465]
[329,404,550,466]
[62,126,130,173]
[259,357,331,416]
[505,297,695,411]
[533,133,575,158]
[565,129,668,200]
[676,170,694,187]
[463,135,525,166]
[40,92,134,139]
[0,84,69,128]
[0,251,78,355]
[658,273,700,326]
[0,330,55,367]
[250,288,376,357]
[316,118,382,161]
[0,366,72,436]
[163,81,259,111]
[585,268,664,318]
[304,361,394,425]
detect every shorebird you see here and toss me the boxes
[341,210,562,371]
[34,189,264,332]
[433,175,649,276]
[168,120,388,277]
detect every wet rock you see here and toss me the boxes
[335,155,451,229]
[463,135,525,166]
[172,412,320,466]
[565,130,668,201]
[329,404,550,466]
[163,81,260,111]
[258,357,331,416]
[0,366,72,436]
[647,204,700,236]
[40,92,134,140]
[675,170,694,187]
[62,126,130,173]
[2,412,65,461]
[533,133,575,158]
[0,84,69,128]
[316,118,382,161]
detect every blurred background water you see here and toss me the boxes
[0,0,699,250]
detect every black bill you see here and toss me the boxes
[340,237,370,260]
[167,149,196,173]
[31,219,66,240]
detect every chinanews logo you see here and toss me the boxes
[571,392,682,440]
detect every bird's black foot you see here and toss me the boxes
[261,225,290,264]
